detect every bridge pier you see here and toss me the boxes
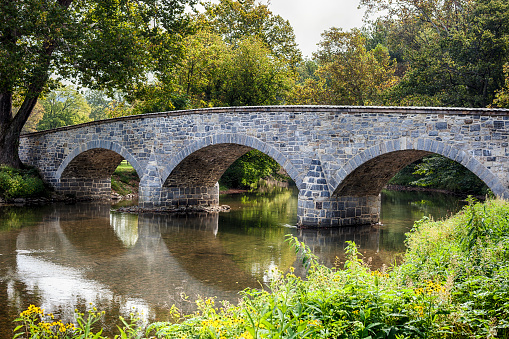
[297,160,380,227]
[298,194,381,227]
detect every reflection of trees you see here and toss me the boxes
[218,189,299,277]
[217,227,296,280]
[0,205,49,231]
[220,188,298,228]
[382,190,464,222]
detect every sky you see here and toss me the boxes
[198,0,367,58]
[261,0,366,58]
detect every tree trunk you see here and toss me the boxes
[0,90,41,169]
[0,92,21,168]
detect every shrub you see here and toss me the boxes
[0,166,46,199]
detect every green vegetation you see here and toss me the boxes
[219,150,292,191]
[0,166,46,200]
[13,198,509,338]
[37,86,91,131]
[0,0,194,167]
[111,161,139,196]
[389,155,490,195]
[0,205,46,231]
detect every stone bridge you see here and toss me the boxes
[19,105,509,227]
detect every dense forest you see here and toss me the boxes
[3,0,509,193]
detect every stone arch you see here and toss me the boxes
[331,138,505,197]
[55,140,143,180]
[160,133,302,188]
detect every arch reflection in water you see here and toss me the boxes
[110,213,139,248]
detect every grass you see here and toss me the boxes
[13,198,509,338]
[111,160,139,196]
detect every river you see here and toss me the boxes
[0,189,464,337]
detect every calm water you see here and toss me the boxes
[0,189,464,337]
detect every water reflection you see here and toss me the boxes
[110,213,139,248]
[0,190,465,338]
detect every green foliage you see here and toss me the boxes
[492,63,509,108]
[174,31,294,108]
[118,30,295,112]
[85,90,112,121]
[220,37,294,106]
[0,206,44,232]
[122,0,300,112]
[387,160,422,186]
[37,86,91,130]
[200,0,302,69]
[0,0,194,167]
[411,155,489,194]
[111,161,139,196]
[400,198,509,337]
[361,0,509,107]
[220,150,282,190]
[0,166,46,199]
[290,28,398,105]
[389,155,489,195]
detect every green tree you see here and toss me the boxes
[220,150,281,189]
[174,30,230,108]
[135,30,295,109]
[492,63,509,108]
[361,0,509,107]
[0,0,194,168]
[290,28,398,105]
[200,0,301,69]
[218,36,293,106]
[411,155,488,194]
[85,90,111,121]
[37,86,91,130]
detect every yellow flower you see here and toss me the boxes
[239,331,253,339]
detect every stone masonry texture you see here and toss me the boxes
[18,105,509,226]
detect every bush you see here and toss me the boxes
[0,166,46,199]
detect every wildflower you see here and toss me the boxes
[240,331,253,339]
